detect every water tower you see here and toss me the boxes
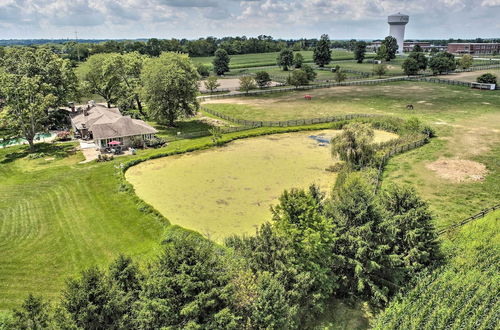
[388,13,409,54]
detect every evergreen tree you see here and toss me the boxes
[134,231,239,329]
[12,294,51,329]
[354,41,367,63]
[330,173,400,304]
[313,34,332,67]
[213,48,230,75]
[380,184,441,273]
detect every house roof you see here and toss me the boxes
[70,104,157,140]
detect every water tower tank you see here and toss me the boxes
[388,13,409,54]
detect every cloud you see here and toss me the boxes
[0,0,498,39]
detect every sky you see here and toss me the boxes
[0,0,499,40]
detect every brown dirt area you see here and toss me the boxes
[437,69,500,83]
[199,78,280,92]
[426,158,488,183]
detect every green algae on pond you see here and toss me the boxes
[126,129,397,241]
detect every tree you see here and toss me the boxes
[381,36,398,61]
[380,184,441,274]
[293,52,304,68]
[0,75,55,151]
[376,44,388,61]
[313,34,332,67]
[430,48,439,56]
[134,232,238,329]
[196,63,210,78]
[330,173,400,304]
[286,70,309,88]
[239,76,257,94]
[458,54,473,69]
[213,48,230,75]
[255,71,271,88]
[402,57,419,76]
[331,122,375,169]
[277,48,294,71]
[61,267,128,329]
[115,52,146,115]
[12,294,51,329]
[204,76,221,94]
[412,44,423,53]
[141,52,200,126]
[301,64,317,81]
[354,41,367,63]
[373,63,388,78]
[79,53,123,108]
[335,70,347,83]
[0,48,77,151]
[428,52,457,74]
[408,51,428,71]
[477,73,497,84]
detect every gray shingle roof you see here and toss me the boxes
[70,104,157,140]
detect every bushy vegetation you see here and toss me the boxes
[374,211,499,329]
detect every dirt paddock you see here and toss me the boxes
[426,158,488,183]
[199,78,281,92]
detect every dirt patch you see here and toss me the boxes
[426,158,487,182]
[197,115,228,127]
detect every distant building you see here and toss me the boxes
[447,43,500,55]
[369,41,446,53]
[70,103,157,149]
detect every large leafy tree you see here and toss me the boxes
[0,48,77,150]
[313,34,332,67]
[255,71,271,88]
[114,52,146,115]
[381,36,398,61]
[213,48,230,75]
[276,48,294,71]
[331,122,375,169]
[429,52,457,74]
[78,53,123,108]
[408,51,428,71]
[402,57,419,76]
[354,41,367,63]
[141,52,200,126]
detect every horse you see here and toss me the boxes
[406,104,414,110]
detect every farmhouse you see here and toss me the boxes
[70,103,157,149]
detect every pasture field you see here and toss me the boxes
[190,50,359,69]
[374,210,500,329]
[224,66,360,81]
[202,82,500,229]
[126,129,398,241]
[328,58,405,74]
[438,68,500,82]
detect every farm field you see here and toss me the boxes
[126,129,398,241]
[190,50,359,69]
[203,82,500,229]
[374,210,500,329]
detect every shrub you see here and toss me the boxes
[129,136,145,148]
[476,73,497,84]
[145,136,166,148]
[96,154,114,162]
[255,71,271,88]
[55,131,71,141]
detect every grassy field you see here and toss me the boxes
[374,210,500,329]
[327,58,405,74]
[0,143,166,310]
[202,82,500,229]
[224,66,360,81]
[126,129,397,241]
[190,50,357,69]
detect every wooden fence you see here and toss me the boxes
[437,203,500,235]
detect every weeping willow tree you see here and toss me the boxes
[331,122,375,169]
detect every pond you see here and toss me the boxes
[126,129,397,241]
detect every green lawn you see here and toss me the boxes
[203,82,500,229]
[0,143,166,310]
[327,58,405,74]
[190,50,357,69]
